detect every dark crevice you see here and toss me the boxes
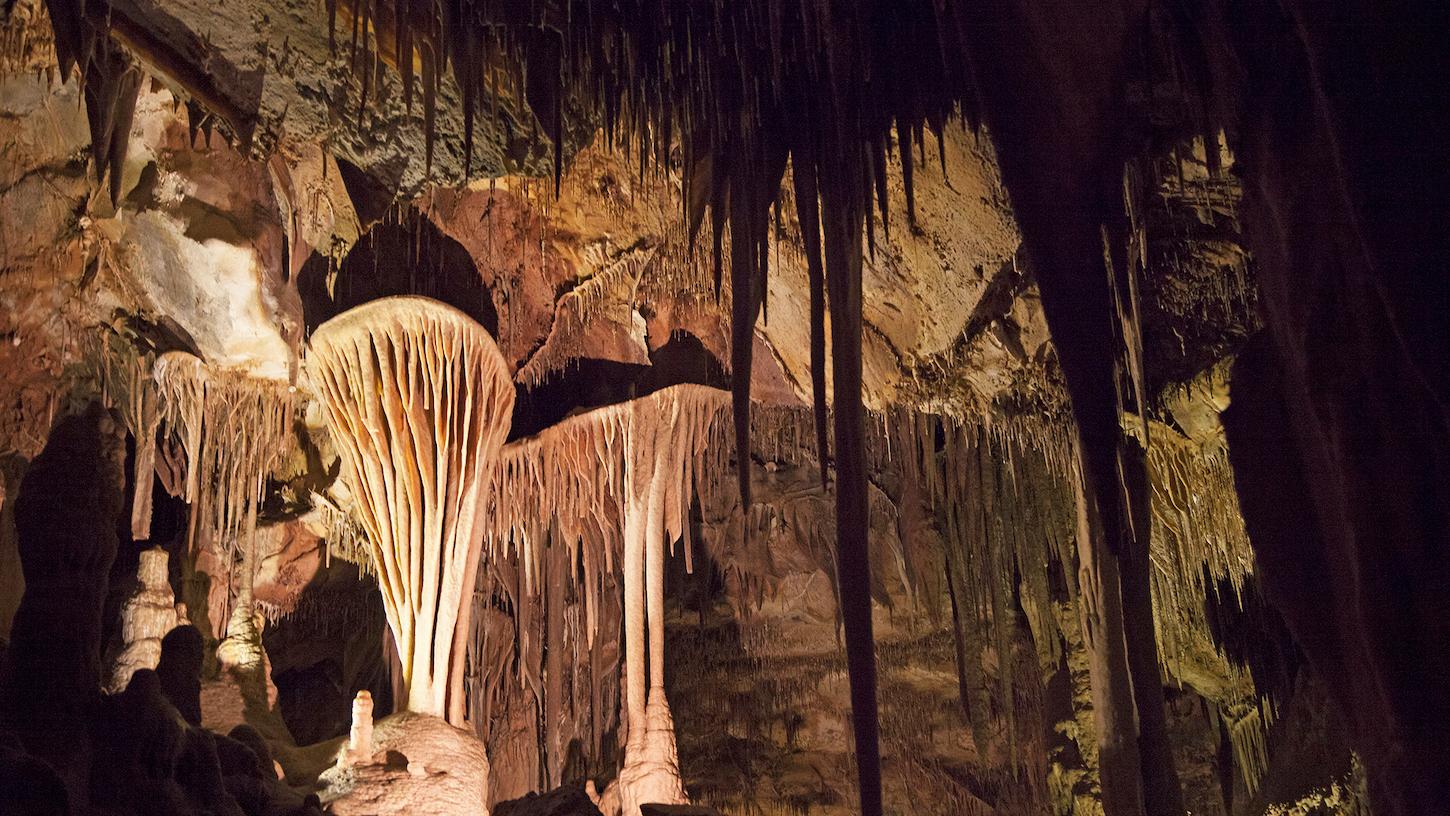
[507,330,726,442]
[507,358,650,442]
[297,208,497,337]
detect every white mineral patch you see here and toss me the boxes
[125,211,293,380]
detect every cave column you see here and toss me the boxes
[1071,443,1146,816]
[617,398,688,815]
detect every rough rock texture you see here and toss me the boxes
[0,61,92,462]
[411,126,1039,419]
[319,711,492,816]
[0,1,1396,813]
[262,561,395,747]
[0,404,125,805]
[0,404,323,816]
[157,623,207,727]
[0,456,25,641]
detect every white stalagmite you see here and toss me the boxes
[308,296,515,724]
[480,384,731,815]
[349,690,375,765]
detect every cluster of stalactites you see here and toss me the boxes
[38,0,147,204]
[90,333,161,541]
[152,351,296,561]
[1132,417,1273,792]
[325,0,976,192]
[313,491,374,574]
[710,401,1262,783]
[478,383,732,647]
[90,335,296,562]
[514,249,653,389]
[879,409,1079,771]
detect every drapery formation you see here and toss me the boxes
[153,351,295,562]
[312,5,994,806]
[308,295,515,723]
[478,383,731,813]
[462,388,1274,812]
[90,335,294,557]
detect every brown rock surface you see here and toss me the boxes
[320,711,493,816]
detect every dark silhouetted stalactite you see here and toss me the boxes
[789,140,831,492]
[44,0,142,204]
[817,149,881,816]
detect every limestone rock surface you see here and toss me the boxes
[320,711,493,816]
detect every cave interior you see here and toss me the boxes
[0,0,1446,815]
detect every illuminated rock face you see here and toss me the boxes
[321,711,493,816]
[7,0,1450,813]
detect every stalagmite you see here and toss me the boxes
[309,296,515,724]
[480,384,731,815]
[618,395,689,816]
[107,547,187,693]
[349,690,375,765]
[215,494,287,743]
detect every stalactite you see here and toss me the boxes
[544,528,567,788]
[941,422,995,760]
[314,493,374,573]
[516,250,653,388]
[789,150,832,492]
[1227,706,1268,797]
[301,7,995,809]
[152,352,295,565]
[89,334,161,541]
[986,432,1023,768]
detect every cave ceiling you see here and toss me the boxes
[0,0,1089,448]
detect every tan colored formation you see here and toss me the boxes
[107,546,187,693]
[348,690,375,765]
[515,250,654,389]
[308,296,515,724]
[321,711,493,816]
[480,384,732,814]
[151,351,296,731]
[153,351,295,563]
